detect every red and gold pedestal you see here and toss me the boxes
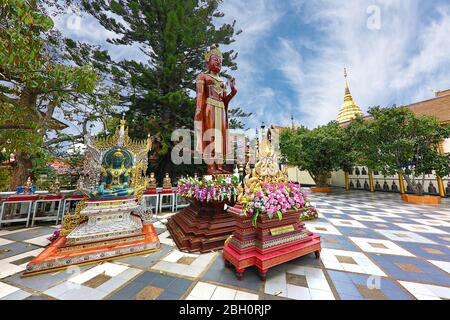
[23,224,160,277]
[223,205,321,281]
[166,199,236,253]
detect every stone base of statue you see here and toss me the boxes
[23,197,160,277]
[223,205,321,281]
[167,198,236,253]
[65,198,143,244]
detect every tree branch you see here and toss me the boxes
[44,133,83,147]
[0,124,34,130]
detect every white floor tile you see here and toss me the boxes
[0,238,13,246]
[395,223,446,234]
[349,237,414,256]
[411,219,450,227]
[309,288,335,300]
[399,281,450,300]
[187,282,216,300]
[328,218,367,228]
[90,262,128,277]
[69,270,98,285]
[210,286,237,300]
[378,230,436,244]
[0,282,20,299]
[24,234,52,247]
[368,212,401,218]
[428,260,450,274]
[235,291,259,300]
[286,284,311,300]
[349,215,386,222]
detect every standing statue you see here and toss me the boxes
[195,44,237,174]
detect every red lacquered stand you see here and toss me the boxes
[223,205,321,281]
[167,199,236,253]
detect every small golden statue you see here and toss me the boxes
[147,172,157,190]
[49,178,61,194]
[163,173,172,190]
[23,177,33,193]
[1,147,7,165]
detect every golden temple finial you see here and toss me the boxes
[337,68,363,124]
[344,67,351,96]
[120,113,126,128]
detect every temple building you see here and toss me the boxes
[268,70,450,196]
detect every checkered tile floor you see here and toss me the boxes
[0,189,449,300]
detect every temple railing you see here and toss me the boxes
[344,166,449,197]
[0,187,189,229]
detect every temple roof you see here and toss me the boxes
[338,88,450,127]
[406,90,450,124]
[336,69,364,124]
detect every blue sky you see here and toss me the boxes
[56,0,450,132]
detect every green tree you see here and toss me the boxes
[0,0,118,189]
[279,122,354,187]
[348,106,450,195]
[79,0,240,182]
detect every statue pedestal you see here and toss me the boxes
[166,199,236,253]
[223,205,321,281]
[23,197,160,276]
[66,198,143,245]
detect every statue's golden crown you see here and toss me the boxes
[113,149,125,159]
[204,44,222,62]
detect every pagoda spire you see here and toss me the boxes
[337,68,363,124]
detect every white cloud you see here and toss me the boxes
[53,9,146,63]
[273,0,450,127]
[391,6,450,91]
[218,0,286,129]
[53,0,450,132]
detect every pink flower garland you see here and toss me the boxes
[240,181,318,225]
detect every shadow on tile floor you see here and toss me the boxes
[107,271,192,300]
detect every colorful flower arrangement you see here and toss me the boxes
[47,229,60,243]
[240,181,318,225]
[177,175,240,203]
[301,204,319,221]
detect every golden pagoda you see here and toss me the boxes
[336,68,363,124]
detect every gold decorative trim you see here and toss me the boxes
[21,248,160,278]
[206,97,224,109]
[270,225,295,236]
[60,200,87,236]
[60,235,146,253]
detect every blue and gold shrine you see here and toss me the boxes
[24,118,160,276]
[90,147,135,199]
